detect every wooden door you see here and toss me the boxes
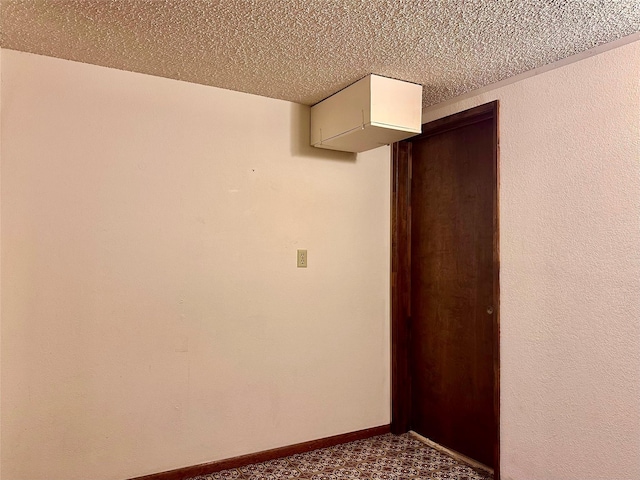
[391,102,499,473]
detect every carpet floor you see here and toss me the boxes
[187,433,493,480]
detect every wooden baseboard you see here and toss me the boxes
[128,424,391,480]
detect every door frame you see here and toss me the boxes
[390,101,500,478]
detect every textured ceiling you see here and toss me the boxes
[1,1,639,108]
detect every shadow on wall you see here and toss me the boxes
[290,103,356,162]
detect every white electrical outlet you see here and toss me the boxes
[297,249,307,268]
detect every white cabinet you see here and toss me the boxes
[310,74,422,153]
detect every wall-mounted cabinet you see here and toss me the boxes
[310,74,423,153]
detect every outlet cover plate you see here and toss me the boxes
[297,249,307,268]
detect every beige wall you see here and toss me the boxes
[0,50,391,480]
[421,40,640,480]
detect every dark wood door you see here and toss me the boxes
[391,102,499,473]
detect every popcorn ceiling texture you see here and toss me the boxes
[1,0,639,108]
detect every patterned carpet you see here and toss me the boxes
[187,433,493,480]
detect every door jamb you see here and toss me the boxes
[390,101,500,478]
